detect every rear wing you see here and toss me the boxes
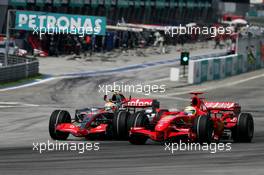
[204,102,241,112]
[123,98,159,109]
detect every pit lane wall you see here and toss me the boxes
[0,54,39,83]
[188,37,264,84]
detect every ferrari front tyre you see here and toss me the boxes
[113,111,130,140]
[232,113,254,143]
[49,110,71,140]
[129,134,148,145]
[193,115,213,143]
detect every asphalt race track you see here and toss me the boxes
[0,65,264,175]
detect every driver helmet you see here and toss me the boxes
[184,106,196,115]
[104,102,116,111]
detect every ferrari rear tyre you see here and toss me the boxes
[49,110,71,140]
[193,115,213,143]
[113,111,130,139]
[232,113,254,142]
[129,134,148,145]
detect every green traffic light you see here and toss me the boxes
[180,52,190,66]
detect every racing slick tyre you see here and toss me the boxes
[49,110,71,140]
[193,115,213,143]
[127,111,150,144]
[113,110,131,140]
[127,112,137,132]
[232,113,254,143]
[129,134,148,145]
[129,110,150,128]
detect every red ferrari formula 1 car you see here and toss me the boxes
[128,92,254,144]
[49,91,161,140]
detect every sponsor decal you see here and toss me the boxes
[205,102,235,108]
[15,10,106,36]
[126,99,153,106]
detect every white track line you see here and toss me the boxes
[165,73,264,97]
[0,102,39,108]
[0,102,19,104]
[21,104,40,107]
[0,77,59,92]
[146,77,169,84]
[0,106,18,108]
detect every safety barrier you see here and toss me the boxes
[0,54,39,83]
[188,36,264,84]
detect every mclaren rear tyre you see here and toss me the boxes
[127,111,150,144]
[232,113,254,143]
[130,110,150,128]
[193,115,213,143]
[129,134,148,145]
[113,111,131,140]
[49,110,71,140]
[127,112,137,132]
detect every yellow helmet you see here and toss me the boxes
[184,106,196,115]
